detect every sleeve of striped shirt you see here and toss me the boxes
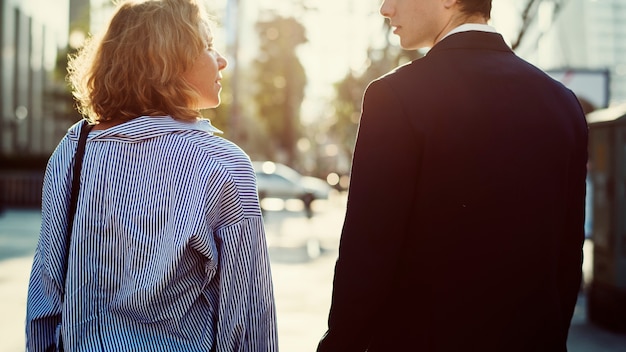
[25,250,62,351]
[25,140,72,351]
[199,165,278,351]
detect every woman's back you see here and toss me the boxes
[26,117,277,351]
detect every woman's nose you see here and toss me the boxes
[217,52,228,70]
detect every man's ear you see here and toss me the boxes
[443,0,459,9]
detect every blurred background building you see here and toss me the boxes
[515,0,626,109]
[0,0,75,207]
[1,0,71,158]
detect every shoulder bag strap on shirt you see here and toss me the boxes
[62,120,93,289]
[54,120,93,352]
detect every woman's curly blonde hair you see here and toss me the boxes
[68,0,213,123]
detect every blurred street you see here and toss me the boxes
[1,192,625,351]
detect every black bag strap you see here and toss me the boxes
[62,121,93,290]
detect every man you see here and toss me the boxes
[317,0,588,351]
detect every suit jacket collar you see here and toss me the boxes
[426,31,513,56]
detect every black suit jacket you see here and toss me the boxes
[318,32,588,352]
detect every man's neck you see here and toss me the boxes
[434,13,490,45]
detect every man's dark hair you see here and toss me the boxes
[459,0,492,19]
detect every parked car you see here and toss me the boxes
[252,161,332,202]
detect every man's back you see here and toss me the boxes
[319,30,587,352]
[367,31,587,351]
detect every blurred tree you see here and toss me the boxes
[252,12,307,167]
[201,70,273,160]
[510,0,567,51]
[329,21,420,157]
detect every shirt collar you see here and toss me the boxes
[440,23,498,42]
[68,115,223,142]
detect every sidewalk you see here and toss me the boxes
[569,294,626,352]
[0,210,41,352]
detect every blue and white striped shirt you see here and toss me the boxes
[26,116,278,351]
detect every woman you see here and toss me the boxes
[25,0,277,351]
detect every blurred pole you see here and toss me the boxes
[69,0,90,42]
[225,0,241,143]
[14,10,29,154]
[0,0,4,156]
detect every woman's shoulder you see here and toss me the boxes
[180,131,253,177]
[184,130,249,161]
